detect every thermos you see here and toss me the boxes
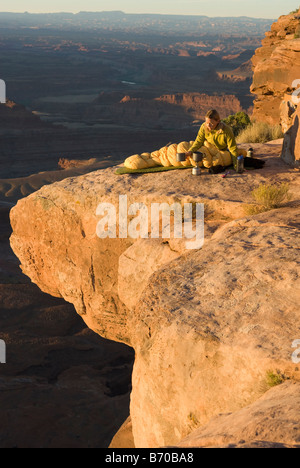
[247,147,254,158]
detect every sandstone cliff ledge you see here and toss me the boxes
[10,143,300,447]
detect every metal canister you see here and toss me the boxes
[192,152,203,163]
[176,153,186,162]
[192,167,201,176]
[236,155,244,174]
[191,152,203,176]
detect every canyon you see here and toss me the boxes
[1,9,300,448]
[0,12,262,179]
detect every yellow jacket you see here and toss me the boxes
[189,121,239,168]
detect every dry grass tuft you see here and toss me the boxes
[237,122,283,144]
[245,183,292,215]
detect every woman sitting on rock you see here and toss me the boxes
[185,109,241,171]
[123,109,265,171]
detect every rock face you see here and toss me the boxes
[178,381,300,448]
[251,9,300,127]
[129,207,300,447]
[251,9,300,167]
[9,144,300,447]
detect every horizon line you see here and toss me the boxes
[0,10,276,20]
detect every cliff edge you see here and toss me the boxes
[9,142,300,447]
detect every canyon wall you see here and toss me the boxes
[88,92,244,129]
[251,8,300,127]
[251,8,300,166]
[154,93,243,120]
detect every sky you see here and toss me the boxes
[1,1,299,19]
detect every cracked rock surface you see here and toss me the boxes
[10,142,300,447]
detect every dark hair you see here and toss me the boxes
[205,109,220,121]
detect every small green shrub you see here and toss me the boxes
[223,112,251,137]
[245,183,291,214]
[236,121,283,144]
[265,371,285,388]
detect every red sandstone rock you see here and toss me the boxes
[9,145,300,447]
[251,9,300,126]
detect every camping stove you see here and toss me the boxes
[191,152,203,175]
[176,151,203,175]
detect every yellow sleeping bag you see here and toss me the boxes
[123,142,247,170]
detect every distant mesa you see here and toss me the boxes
[89,91,245,129]
[0,99,54,130]
[120,95,133,103]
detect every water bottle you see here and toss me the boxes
[236,155,244,173]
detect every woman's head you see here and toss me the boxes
[205,109,220,131]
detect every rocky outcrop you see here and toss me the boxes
[129,207,300,447]
[251,9,300,167]
[9,144,300,447]
[251,9,300,126]
[178,381,300,448]
[111,381,300,448]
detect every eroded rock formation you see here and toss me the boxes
[251,9,300,167]
[178,381,300,448]
[251,9,300,127]
[9,143,300,447]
